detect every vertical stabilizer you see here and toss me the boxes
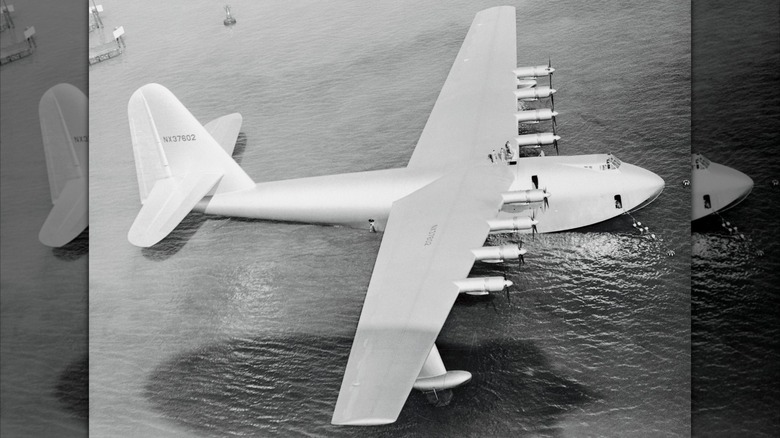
[126,83,254,247]
[127,83,254,203]
[38,83,88,247]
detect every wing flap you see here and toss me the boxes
[332,165,514,425]
[128,172,223,247]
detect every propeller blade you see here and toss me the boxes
[550,91,555,112]
[503,277,511,304]
[554,138,559,155]
[548,57,553,89]
[531,223,537,240]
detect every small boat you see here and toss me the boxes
[223,5,236,26]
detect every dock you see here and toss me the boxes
[89,2,103,32]
[0,2,14,32]
[0,25,35,65]
[1,40,32,64]
[89,41,121,64]
[88,25,124,65]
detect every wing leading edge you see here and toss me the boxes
[407,6,517,169]
[332,165,514,425]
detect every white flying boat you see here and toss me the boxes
[126,6,664,425]
[691,154,753,220]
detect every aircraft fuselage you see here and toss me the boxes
[195,154,664,233]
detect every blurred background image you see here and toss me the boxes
[1,0,87,436]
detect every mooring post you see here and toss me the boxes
[24,25,35,49]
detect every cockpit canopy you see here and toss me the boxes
[692,154,711,170]
[602,154,622,170]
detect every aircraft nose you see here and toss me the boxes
[727,166,754,196]
[622,163,665,209]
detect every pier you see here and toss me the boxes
[0,25,35,65]
[89,2,103,32]
[89,25,124,65]
[0,2,14,32]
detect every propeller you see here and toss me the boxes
[502,274,511,304]
[542,187,550,210]
[530,211,538,240]
[518,241,526,267]
[549,58,559,156]
[548,57,554,88]
[548,58,555,111]
[548,58,559,154]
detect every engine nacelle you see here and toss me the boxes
[454,277,512,296]
[501,189,550,205]
[472,244,526,263]
[516,78,537,89]
[515,132,560,146]
[513,65,554,78]
[514,86,556,101]
[488,216,538,232]
[515,108,557,124]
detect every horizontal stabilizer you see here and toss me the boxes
[128,172,223,247]
[39,177,87,247]
[205,113,243,157]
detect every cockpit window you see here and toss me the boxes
[693,154,711,170]
[600,155,622,170]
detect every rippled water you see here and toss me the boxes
[691,1,780,435]
[89,0,690,436]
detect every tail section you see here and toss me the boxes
[204,112,243,157]
[38,83,88,247]
[127,83,254,247]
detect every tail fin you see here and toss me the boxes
[38,83,88,247]
[127,83,254,247]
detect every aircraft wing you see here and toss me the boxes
[406,6,517,169]
[332,164,514,425]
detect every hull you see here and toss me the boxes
[196,154,664,234]
[691,159,753,221]
[196,168,441,231]
[503,155,665,233]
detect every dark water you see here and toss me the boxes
[0,0,88,436]
[691,1,780,436]
[87,0,689,436]
[145,335,596,437]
